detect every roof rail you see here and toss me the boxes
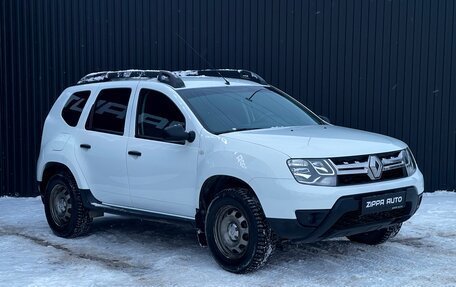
[188,69,268,85]
[77,68,267,88]
[157,71,185,88]
[77,69,185,88]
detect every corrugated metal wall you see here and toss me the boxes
[1,0,455,196]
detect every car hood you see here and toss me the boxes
[222,125,407,158]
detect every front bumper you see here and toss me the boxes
[250,169,424,219]
[267,186,422,243]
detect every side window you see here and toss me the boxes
[136,89,185,141]
[61,91,90,127]
[85,88,131,135]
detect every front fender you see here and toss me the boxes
[195,133,291,207]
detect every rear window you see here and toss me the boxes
[85,88,131,135]
[61,91,91,127]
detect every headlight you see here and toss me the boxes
[403,148,417,176]
[287,159,337,186]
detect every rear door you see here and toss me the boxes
[126,85,199,218]
[75,83,136,206]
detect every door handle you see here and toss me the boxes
[128,150,142,157]
[80,144,91,149]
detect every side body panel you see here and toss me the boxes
[37,85,99,189]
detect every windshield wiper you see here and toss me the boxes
[218,127,265,134]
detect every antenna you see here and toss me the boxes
[176,33,230,85]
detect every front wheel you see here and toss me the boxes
[205,188,275,273]
[347,223,402,245]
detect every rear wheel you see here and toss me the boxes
[205,188,275,273]
[44,171,92,238]
[347,223,402,245]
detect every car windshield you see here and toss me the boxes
[178,86,322,134]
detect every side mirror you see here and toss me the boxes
[319,115,331,124]
[164,124,196,143]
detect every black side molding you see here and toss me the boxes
[78,189,195,226]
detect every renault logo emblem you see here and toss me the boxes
[367,155,383,180]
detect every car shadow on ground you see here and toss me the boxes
[89,215,375,264]
[90,215,199,246]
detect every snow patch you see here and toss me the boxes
[172,70,199,77]
[0,192,455,286]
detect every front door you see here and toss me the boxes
[126,87,199,218]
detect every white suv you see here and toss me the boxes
[37,69,424,273]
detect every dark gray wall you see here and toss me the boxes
[1,0,455,196]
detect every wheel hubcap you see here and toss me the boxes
[227,222,239,241]
[49,184,72,227]
[214,205,249,259]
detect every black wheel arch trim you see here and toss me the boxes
[39,162,76,197]
[197,175,262,229]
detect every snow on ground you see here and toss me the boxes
[0,192,455,287]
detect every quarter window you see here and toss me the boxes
[136,89,185,141]
[61,91,90,127]
[85,88,131,135]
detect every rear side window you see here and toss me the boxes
[136,89,185,141]
[85,88,131,135]
[61,91,90,127]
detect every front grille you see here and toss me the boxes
[330,150,408,186]
[333,203,411,229]
[337,167,406,186]
[331,154,369,166]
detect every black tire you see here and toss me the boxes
[205,188,275,273]
[44,171,92,238]
[347,223,402,245]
